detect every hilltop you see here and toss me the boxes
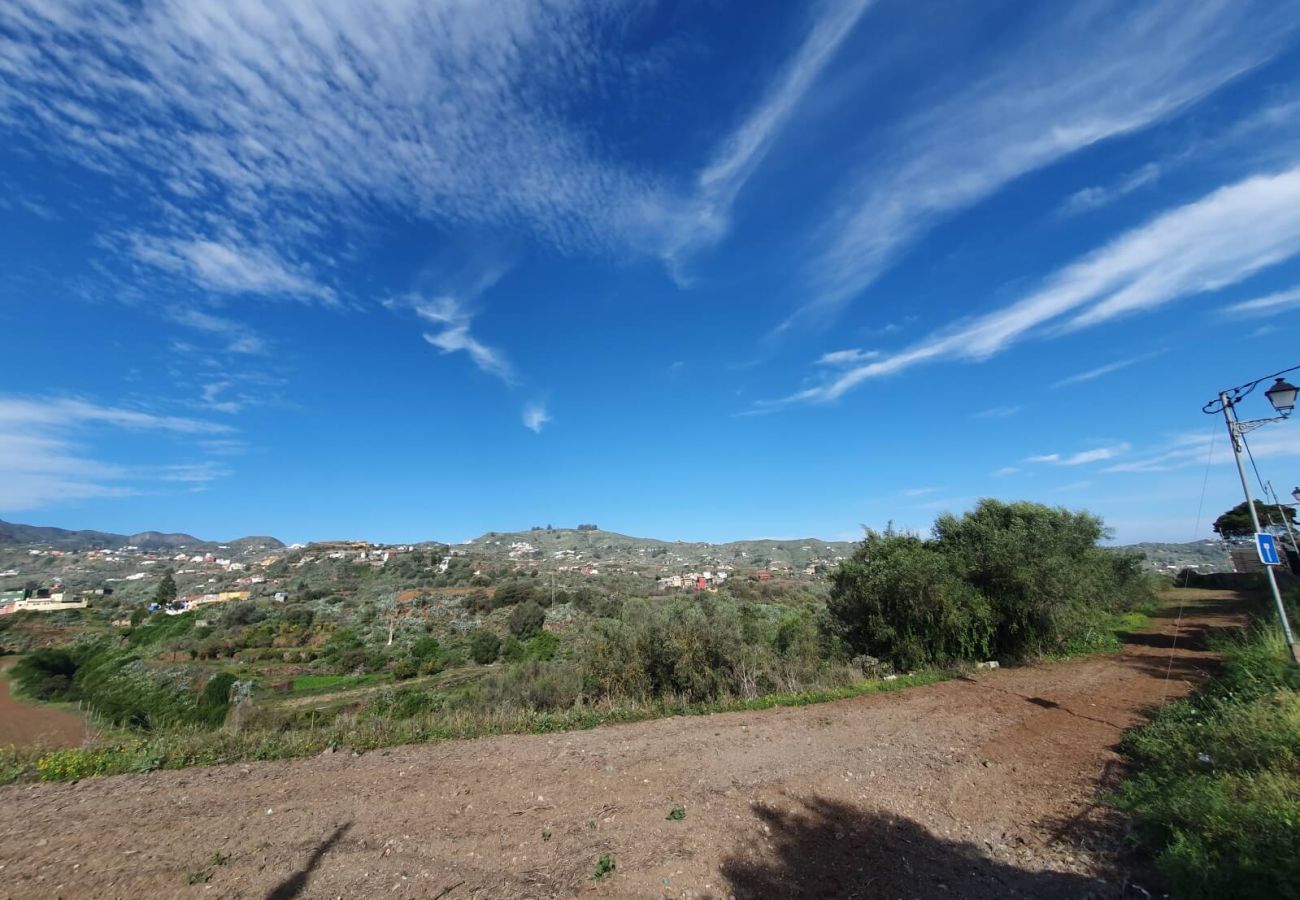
[0,519,284,554]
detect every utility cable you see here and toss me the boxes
[1165,425,1217,702]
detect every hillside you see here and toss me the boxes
[464,527,857,570]
[1116,540,1232,574]
[0,519,284,553]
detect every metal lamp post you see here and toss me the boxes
[1205,373,1300,664]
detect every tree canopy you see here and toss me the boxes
[1212,500,1296,540]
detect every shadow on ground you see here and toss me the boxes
[719,798,1135,899]
[265,821,352,900]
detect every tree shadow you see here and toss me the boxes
[719,798,1137,899]
[265,821,353,900]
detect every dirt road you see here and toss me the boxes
[0,591,1245,899]
[0,658,86,749]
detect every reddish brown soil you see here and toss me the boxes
[0,658,87,749]
[0,590,1246,899]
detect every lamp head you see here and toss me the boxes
[1265,378,1298,417]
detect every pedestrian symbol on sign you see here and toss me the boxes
[1256,532,1281,566]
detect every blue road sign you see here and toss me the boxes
[1256,532,1281,566]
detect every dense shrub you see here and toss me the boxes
[829,532,992,670]
[491,581,540,609]
[828,501,1152,668]
[282,605,314,628]
[473,660,582,712]
[578,597,811,702]
[411,636,441,660]
[934,500,1150,658]
[468,629,501,664]
[508,600,546,639]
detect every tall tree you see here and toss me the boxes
[1212,500,1296,540]
[153,570,177,607]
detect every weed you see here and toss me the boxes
[593,853,615,880]
[666,805,686,821]
[187,850,229,885]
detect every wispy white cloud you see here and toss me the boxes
[199,382,242,415]
[0,395,234,511]
[132,236,335,303]
[0,397,233,435]
[1052,350,1163,388]
[902,487,940,497]
[1101,431,1223,474]
[169,307,268,355]
[392,295,514,384]
[1058,162,1163,217]
[522,403,551,434]
[797,0,1297,321]
[992,466,1021,477]
[0,1,671,267]
[1027,443,1130,466]
[766,163,1300,407]
[657,0,873,272]
[1223,286,1300,317]
[816,348,880,367]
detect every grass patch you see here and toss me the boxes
[1112,613,1300,899]
[1056,607,1155,658]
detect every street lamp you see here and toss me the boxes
[1204,369,1300,664]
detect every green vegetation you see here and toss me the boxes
[667,805,686,821]
[829,500,1153,670]
[1113,605,1300,900]
[1212,499,1296,540]
[11,636,235,731]
[593,854,615,880]
[0,499,1152,788]
[468,629,502,664]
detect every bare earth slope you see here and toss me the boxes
[0,590,1246,899]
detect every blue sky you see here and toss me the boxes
[4,0,1300,545]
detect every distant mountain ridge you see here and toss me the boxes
[0,518,1231,572]
[0,519,285,553]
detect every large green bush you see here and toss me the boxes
[935,500,1149,658]
[828,532,992,670]
[828,501,1152,668]
[508,600,546,639]
[468,629,501,664]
